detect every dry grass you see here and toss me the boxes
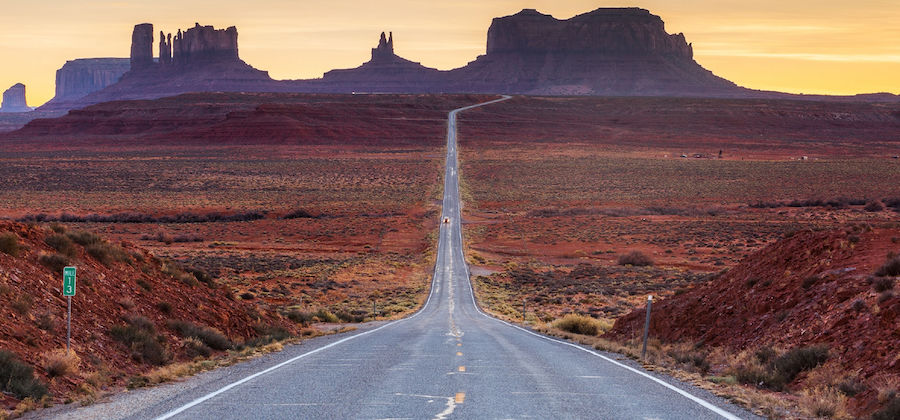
[551,314,613,336]
[42,349,80,378]
[799,387,849,419]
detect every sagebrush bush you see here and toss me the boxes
[617,251,654,267]
[737,345,829,391]
[43,348,80,378]
[86,242,131,266]
[45,233,77,257]
[66,230,102,246]
[876,256,900,278]
[110,316,170,366]
[552,314,609,336]
[865,201,885,212]
[872,397,900,420]
[0,350,48,400]
[167,320,232,351]
[286,310,313,324]
[39,253,69,273]
[314,309,340,323]
[874,277,895,292]
[0,232,21,257]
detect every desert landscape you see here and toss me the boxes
[1,3,899,419]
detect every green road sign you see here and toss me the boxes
[63,266,76,296]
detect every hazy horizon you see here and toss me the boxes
[2,0,899,106]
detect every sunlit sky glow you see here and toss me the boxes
[1,0,898,106]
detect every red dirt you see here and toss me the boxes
[0,221,289,409]
[609,226,900,384]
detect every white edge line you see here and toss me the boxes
[451,97,743,420]
[153,96,509,420]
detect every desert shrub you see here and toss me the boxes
[35,312,55,331]
[181,337,212,358]
[156,301,173,314]
[0,232,21,256]
[837,378,866,397]
[802,276,819,289]
[617,251,654,267]
[800,387,846,419]
[161,262,198,287]
[66,230,102,246]
[0,350,48,400]
[552,314,608,336]
[336,311,366,323]
[42,349,80,378]
[875,256,900,277]
[738,345,829,391]
[669,349,710,374]
[239,292,255,300]
[282,209,318,219]
[86,242,131,266]
[874,276,895,292]
[879,291,894,304]
[167,320,232,351]
[872,397,900,420]
[314,309,340,323]
[44,233,77,257]
[48,223,66,233]
[770,345,829,388]
[851,299,867,313]
[39,253,69,273]
[186,268,214,287]
[110,316,169,366]
[865,201,885,212]
[244,324,292,347]
[285,310,313,324]
[11,294,32,315]
[136,278,152,291]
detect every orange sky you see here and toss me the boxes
[1,0,898,106]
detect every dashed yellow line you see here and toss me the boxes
[455,392,465,404]
[457,343,462,347]
[458,366,466,372]
[456,352,463,356]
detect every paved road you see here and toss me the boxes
[42,97,757,420]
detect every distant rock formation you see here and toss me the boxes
[0,83,30,113]
[35,7,898,112]
[41,58,131,109]
[130,23,154,70]
[319,32,443,91]
[448,8,737,96]
[57,23,270,108]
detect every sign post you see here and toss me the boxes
[641,295,653,360]
[63,266,76,354]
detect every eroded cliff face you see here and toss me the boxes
[0,83,29,113]
[486,8,692,57]
[52,59,131,102]
[450,7,735,96]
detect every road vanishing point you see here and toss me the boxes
[42,97,758,420]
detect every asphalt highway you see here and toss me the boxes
[40,97,758,420]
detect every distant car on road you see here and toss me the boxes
[443,217,450,224]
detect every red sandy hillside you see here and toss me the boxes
[0,221,289,408]
[610,225,900,379]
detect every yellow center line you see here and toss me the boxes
[458,366,466,372]
[457,343,462,347]
[456,352,463,356]
[455,393,465,404]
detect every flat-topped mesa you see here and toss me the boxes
[0,83,30,113]
[486,8,693,58]
[172,23,239,66]
[371,31,395,63]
